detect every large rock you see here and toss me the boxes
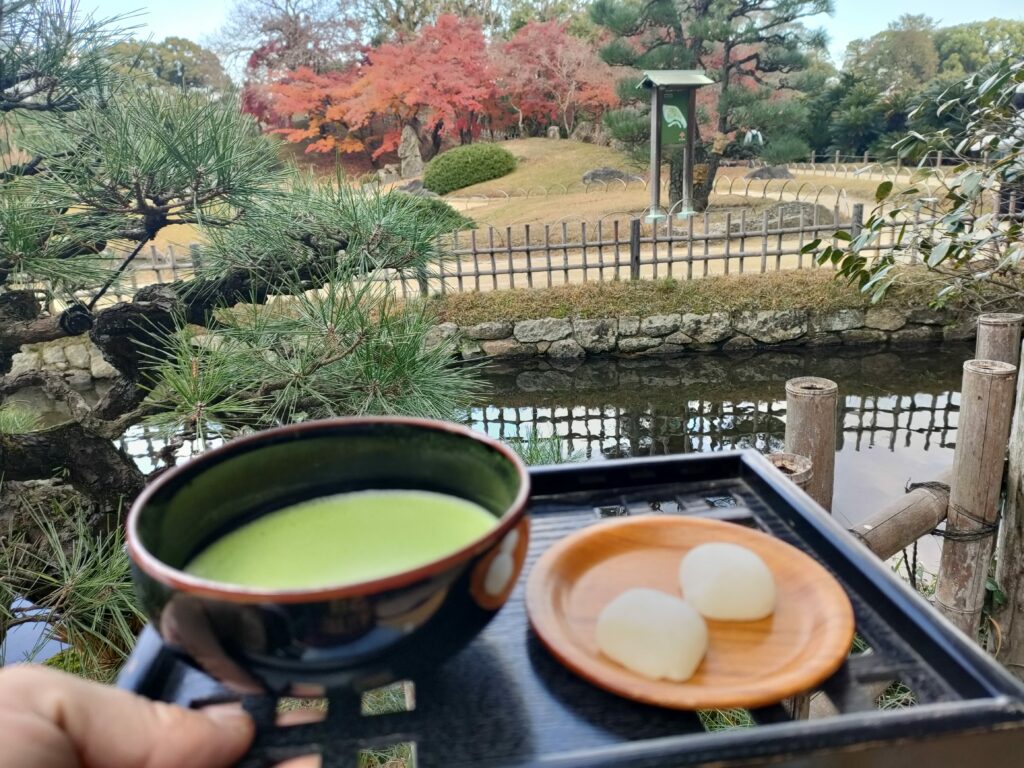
[460,340,485,360]
[398,124,424,179]
[722,335,757,351]
[582,168,644,185]
[618,316,641,337]
[514,318,572,343]
[464,321,513,340]
[813,309,866,332]
[8,351,41,377]
[573,318,617,353]
[570,121,612,146]
[907,307,951,325]
[90,354,118,379]
[618,336,661,353]
[745,165,793,180]
[678,313,731,343]
[547,338,585,359]
[481,339,536,359]
[64,343,91,369]
[546,126,561,139]
[890,325,940,346]
[640,314,680,337]
[424,323,458,351]
[731,310,808,344]
[41,344,66,366]
[864,307,907,331]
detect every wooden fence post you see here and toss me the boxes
[934,360,1017,637]
[851,204,864,238]
[784,377,838,512]
[629,218,641,280]
[976,313,1024,368]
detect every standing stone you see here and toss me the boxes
[398,125,424,179]
[546,126,561,139]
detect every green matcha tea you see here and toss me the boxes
[185,490,497,589]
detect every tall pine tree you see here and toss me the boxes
[591,0,831,211]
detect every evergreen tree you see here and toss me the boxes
[0,0,479,514]
[591,0,830,211]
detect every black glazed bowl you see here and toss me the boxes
[127,417,530,695]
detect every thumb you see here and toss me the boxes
[0,665,254,768]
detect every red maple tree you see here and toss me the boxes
[497,21,616,135]
[267,15,498,158]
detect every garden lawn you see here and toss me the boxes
[452,138,642,196]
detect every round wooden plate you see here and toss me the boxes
[526,515,855,710]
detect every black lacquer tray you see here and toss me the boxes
[119,451,1024,767]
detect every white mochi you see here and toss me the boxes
[678,543,776,621]
[595,588,708,682]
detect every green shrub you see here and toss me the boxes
[422,144,517,195]
[394,193,476,232]
[761,134,811,165]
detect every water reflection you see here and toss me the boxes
[467,344,969,537]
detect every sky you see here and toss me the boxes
[84,0,1024,66]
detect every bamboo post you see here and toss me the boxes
[976,313,1024,368]
[849,469,952,559]
[995,338,1024,673]
[767,453,813,491]
[934,360,1017,636]
[784,377,838,511]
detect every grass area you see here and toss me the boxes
[454,138,643,197]
[428,270,937,326]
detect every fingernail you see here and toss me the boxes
[203,704,255,735]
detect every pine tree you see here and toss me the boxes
[590,0,830,211]
[0,0,480,513]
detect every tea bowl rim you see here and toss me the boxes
[126,416,531,605]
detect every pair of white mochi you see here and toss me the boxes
[595,542,776,682]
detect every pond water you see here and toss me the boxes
[2,342,969,665]
[468,344,966,536]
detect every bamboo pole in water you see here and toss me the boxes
[767,453,813,491]
[784,377,838,512]
[849,469,953,560]
[934,360,1017,636]
[976,313,1024,367]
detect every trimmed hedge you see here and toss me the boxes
[423,143,517,195]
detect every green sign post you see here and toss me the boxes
[639,70,713,221]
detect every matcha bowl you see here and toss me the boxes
[126,417,530,695]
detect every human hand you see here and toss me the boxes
[0,664,254,768]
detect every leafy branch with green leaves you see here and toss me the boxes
[803,59,1024,310]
